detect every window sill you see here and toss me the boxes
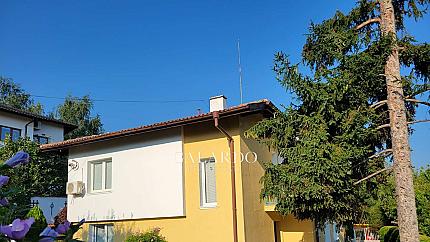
[200,203,218,209]
[87,189,112,195]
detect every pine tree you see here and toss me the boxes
[246,0,429,241]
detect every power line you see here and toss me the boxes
[30,95,206,103]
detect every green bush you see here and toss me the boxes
[24,205,47,241]
[421,234,430,242]
[125,228,167,242]
[379,226,397,242]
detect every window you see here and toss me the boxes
[89,159,112,192]
[89,224,114,242]
[0,126,21,142]
[199,157,217,207]
[33,135,49,144]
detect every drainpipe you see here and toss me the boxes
[24,119,35,138]
[212,111,238,242]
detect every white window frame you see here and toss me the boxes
[88,159,112,193]
[89,224,114,242]
[199,157,217,208]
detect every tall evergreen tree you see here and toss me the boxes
[246,0,429,241]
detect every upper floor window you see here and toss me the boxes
[0,126,21,142]
[199,157,217,208]
[33,135,49,144]
[89,159,112,192]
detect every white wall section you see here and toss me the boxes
[0,111,65,142]
[67,128,184,222]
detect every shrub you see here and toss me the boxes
[379,226,397,242]
[421,234,430,242]
[24,205,47,241]
[125,228,167,242]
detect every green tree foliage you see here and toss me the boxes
[25,205,47,241]
[246,0,429,226]
[415,167,430,236]
[125,228,167,242]
[365,167,430,235]
[0,76,43,114]
[0,138,67,208]
[52,95,103,140]
[364,175,397,227]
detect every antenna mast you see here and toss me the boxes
[237,39,243,104]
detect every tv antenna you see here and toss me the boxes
[237,39,243,104]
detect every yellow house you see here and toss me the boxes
[41,96,316,242]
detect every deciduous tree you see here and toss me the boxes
[0,77,43,114]
[52,95,103,140]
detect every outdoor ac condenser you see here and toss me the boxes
[66,181,85,195]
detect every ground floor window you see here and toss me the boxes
[89,224,114,242]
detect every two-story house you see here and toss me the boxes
[40,96,316,242]
[0,104,76,144]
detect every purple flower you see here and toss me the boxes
[0,217,34,240]
[0,197,8,206]
[55,220,71,234]
[4,151,30,168]
[40,226,59,238]
[0,176,9,187]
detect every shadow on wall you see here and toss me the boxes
[275,215,316,242]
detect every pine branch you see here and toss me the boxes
[405,99,430,107]
[354,167,392,185]
[369,149,393,159]
[370,100,388,109]
[376,123,390,130]
[355,18,381,30]
[371,98,430,110]
[407,119,430,125]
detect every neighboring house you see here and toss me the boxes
[0,104,76,144]
[40,96,316,242]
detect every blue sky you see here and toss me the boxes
[0,0,428,167]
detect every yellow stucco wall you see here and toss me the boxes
[276,215,316,242]
[74,117,246,242]
[239,114,316,242]
[239,114,277,242]
[73,115,316,242]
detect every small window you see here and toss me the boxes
[199,157,217,207]
[33,135,49,144]
[89,159,112,192]
[89,224,114,242]
[0,126,21,142]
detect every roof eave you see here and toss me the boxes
[40,100,275,152]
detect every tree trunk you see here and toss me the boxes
[379,0,420,241]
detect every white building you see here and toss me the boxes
[0,104,76,144]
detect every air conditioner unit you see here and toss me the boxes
[66,181,85,195]
[34,120,42,130]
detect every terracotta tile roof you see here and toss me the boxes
[0,103,77,132]
[40,99,275,151]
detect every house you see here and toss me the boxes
[40,96,316,242]
[0,104,76,144]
